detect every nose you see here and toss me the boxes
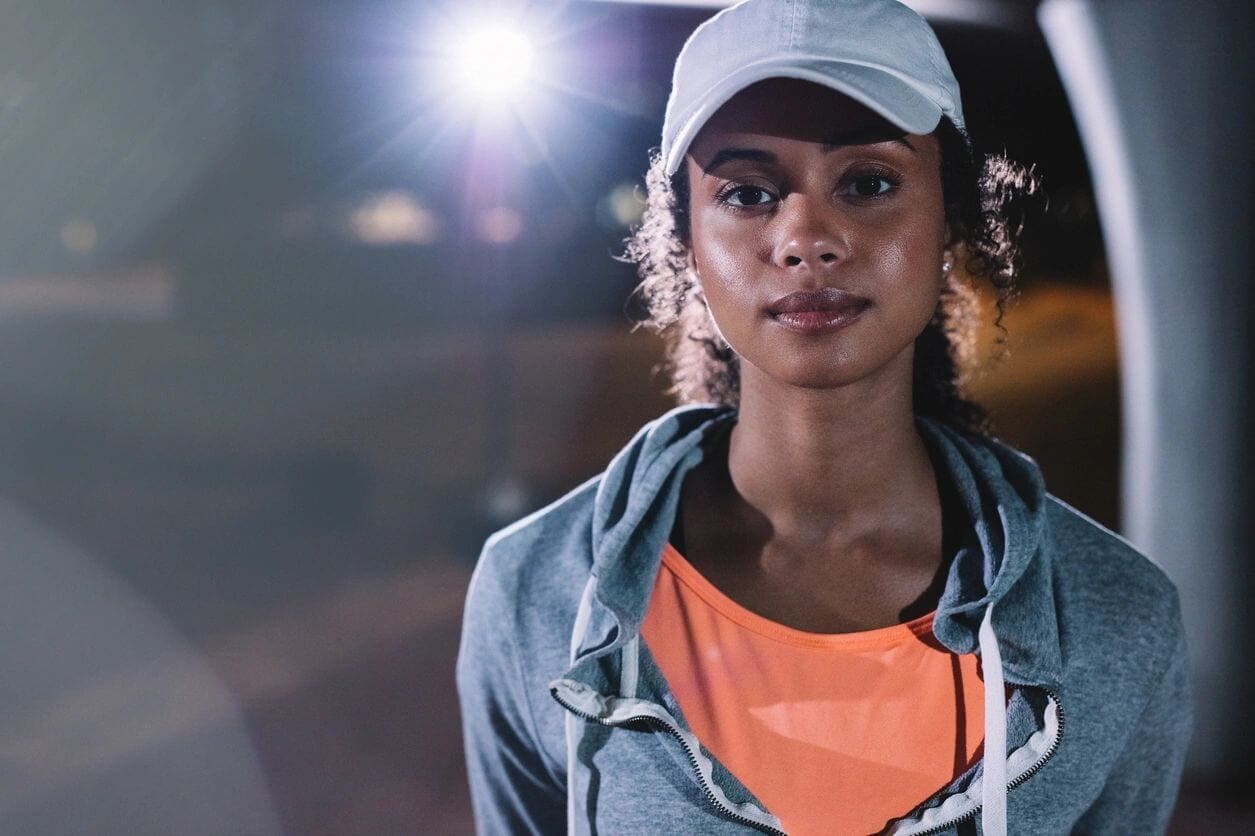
[771,195,849,272]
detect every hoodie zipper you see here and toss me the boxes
[554,685,1063,836]
[901,687,1066,835]
[555,678,1061,836]
[551,688,788,835]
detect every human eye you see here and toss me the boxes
[714,182,778,210]
[839,167,901,199]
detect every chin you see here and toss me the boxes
[749,352,873,391]
[786,370,870,391]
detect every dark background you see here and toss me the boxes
[0,0,1242,832]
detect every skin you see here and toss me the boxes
[675,77,957,633]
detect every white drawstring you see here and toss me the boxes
[978,602,1007,836]
[620,635,639,699]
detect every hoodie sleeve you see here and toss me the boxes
[455,538,567,835]
[1072,613,1193,834]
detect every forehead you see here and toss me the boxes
[691,77,906,152]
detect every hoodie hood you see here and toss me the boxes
[915,415,1059,688]
[571,402,1060,690]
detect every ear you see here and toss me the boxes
[939,246,955,285]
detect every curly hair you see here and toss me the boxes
[621,117,1040,438]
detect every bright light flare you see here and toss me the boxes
[453,25,536,100]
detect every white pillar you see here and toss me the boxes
[1038,0,1253,778]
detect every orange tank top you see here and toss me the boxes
[640,542,989,836]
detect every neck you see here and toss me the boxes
[726,349,938,549]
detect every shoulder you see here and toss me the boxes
[455,473,606,765]
[467,472,602,627]
[454,474,607,789]
[1043,493,1180,624]
[1035,495,1194,796]
[1042,493,1186,689]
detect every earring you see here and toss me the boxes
[941,260,952,276]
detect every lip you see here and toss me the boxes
[768,288,871,334]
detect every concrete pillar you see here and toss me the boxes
[1039,0,1254,780]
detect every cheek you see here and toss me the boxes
[875,204,948,299]
[690,214,763,317]
[857,233,932,301]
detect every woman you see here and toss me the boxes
[456,1,1192,834]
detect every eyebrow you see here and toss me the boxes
[702,130,915,175]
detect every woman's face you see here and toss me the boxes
[684,78,949,393]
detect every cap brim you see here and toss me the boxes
[663,58,945,177]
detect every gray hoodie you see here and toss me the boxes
[456,403,1192,834]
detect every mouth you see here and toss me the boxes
[768,288,871,334]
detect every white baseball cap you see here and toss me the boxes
[660,0,966,177]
